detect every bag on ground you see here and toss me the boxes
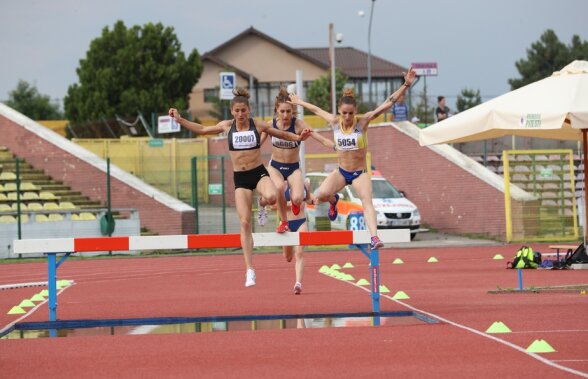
[507,246,541,269]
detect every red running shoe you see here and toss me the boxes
[276,220,289,233]
[291,202,300,216]
[328,193,340,221]
[370,236,384,250]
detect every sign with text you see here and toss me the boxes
[411,62,438,76]
[157,115,180,134]
[208,183,223,195]
[219,72,236,100]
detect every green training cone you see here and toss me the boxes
[379,285,390,293]
[485,321,512,333]
[392,291,410,300]
[493,254,505,260]
[393,258,404,264]
[40,290,49,296]
[30,294,45,302]
[356,278,370,286]
[343,262,354,268]
[526,339,556,353]
[330,264,341,270]
[18,299,35,308]
[319,265,330,273]
[427,257,439,263]
[7,306,26,315]
[344,274,355,281]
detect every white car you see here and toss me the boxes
[305,172,421,240]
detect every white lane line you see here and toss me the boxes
[343,279,588,378]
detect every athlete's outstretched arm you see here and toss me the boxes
[256,119,311,142]
[169,108,226,135]
[361,68,417,123]
[294,118,335,150]
[289,94,338,125]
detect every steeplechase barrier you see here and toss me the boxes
[13,229,410,325]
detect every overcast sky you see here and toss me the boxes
[1,0,586,110]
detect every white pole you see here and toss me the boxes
[367,0,375,108]
[296,70,305,174]
[329,23,336,115]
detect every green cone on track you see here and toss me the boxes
[344,274,355,281]
[427,257,439,263]
[485,321,512,333]
[331,264,341,270]
[343,262,354,268]
[392,291,410,300]
[526,339,556,353]
[379,285,390,293]
[393,258,404,264]
[356,278,370,286]
[18,299,35,308]
[7,306,26,315]
[493,254,504,260]
[319,265,330,273]
[40,290,49,297]
[30,294,45,302]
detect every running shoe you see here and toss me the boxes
[293,282,302,295]
[276,220,289,233]
[370,236,384,250]
[245,268,256,287]
[328,193,340,222]
[291,201,301,216]
[257,197,267,226]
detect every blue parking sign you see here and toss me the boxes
[219,72,236,100]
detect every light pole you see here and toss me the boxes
[367,0,375,108]
[329,23,336,115]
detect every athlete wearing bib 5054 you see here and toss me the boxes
[258,87,335,234]
[169,87,311,288]
[289,67,417,250]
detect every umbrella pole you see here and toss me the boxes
[582,129,588,246]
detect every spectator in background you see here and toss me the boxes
[390,94,408,122]
[435,96,451,122]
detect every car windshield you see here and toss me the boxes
[349,179,403,199]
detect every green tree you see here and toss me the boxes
[306,69,349,113]
[509,29,588,90]
[456,88,482,113]
[410,89,434,126]
[64,20,202,124]
[5,80,63,120]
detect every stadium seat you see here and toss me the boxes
[35,214,50,222]
[76,212,97,221]
[0,193,6,200]
[3,183,17,191]
[0,172,17,180]
[0,215,16,223]
[7,192,18,200]
[43,202,59,210]
[0,184,4,191]
[48,214,64,221]
[0,204,11,212]
[22,192,39,200]
[59,202,76,210]
[11,203,28,210]
[27,202,43,211]
[20,182,38,191]
[39,191,57,200]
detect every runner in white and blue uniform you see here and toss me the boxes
[289,67,417,250]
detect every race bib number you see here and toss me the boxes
[232,130,257,149]
[272,136,298,149]
[336,135,359,150]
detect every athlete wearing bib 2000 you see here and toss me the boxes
[333,120,368,185]
[228,118,269,191]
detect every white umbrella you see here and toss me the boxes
[419,60,588,235]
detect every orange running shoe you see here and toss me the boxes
[276,220,289,233]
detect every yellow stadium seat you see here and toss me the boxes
[0,184,4,191]
[0,172,17,180]
[48,214,64,222]
[35,214,50,222]
[0,215,16,223]
[27,202,43,211]
[11,203,28,210]
[22,192,39,200]
[7,192,18,200]
[77,212,97,221]
[39,191,57,200]
[0,204,11,212]
[3,183,17,191]
[0,193,7,200]
[59,202,76,210]
[43,202,59,210]
[20,182,38,191]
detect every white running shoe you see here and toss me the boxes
[245,269,256,287]
[293,282,302,295]
[257,198,267,226]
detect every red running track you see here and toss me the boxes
[1,244,587,378]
